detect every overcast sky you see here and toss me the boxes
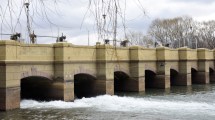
[0,0,215,45]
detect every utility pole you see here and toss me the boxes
[24,1,31,43]
[179,39,180,48]
[113,3,118,47]
[102,14,106,43]
[88,30,90,46]
[183,37,185,47]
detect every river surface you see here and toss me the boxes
[1,84,215,120]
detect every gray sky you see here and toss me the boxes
[0,0,215,45]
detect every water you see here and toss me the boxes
[1,84,215,120]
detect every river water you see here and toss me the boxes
[1,84,215,120]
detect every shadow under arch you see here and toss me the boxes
[114,71,130,92]
[209,67,215,83]
[170,69,179,86]
[145,70,156,88]
[191,68,198,84]
[21,76,52,100]
[74,73,96,98]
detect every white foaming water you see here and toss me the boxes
[21,95,215,114]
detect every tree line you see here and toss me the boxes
[128,16,215,49]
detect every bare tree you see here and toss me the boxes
[196,21,215,49]
[109,14,215,49]
[127,31,153,47]
[87,0,146,46]
[147,16,196,48]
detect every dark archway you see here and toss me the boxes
[21,76,52,100]
[170,69,179,86]
[145,70,156,88]
[191,68,198,84]
[209,68,215,83]
[114,71,130,92]
[74,73,96,98]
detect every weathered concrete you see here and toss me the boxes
[0,40,215,111]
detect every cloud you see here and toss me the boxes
[1,0,215,45]
[172,0,215,4]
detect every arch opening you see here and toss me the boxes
[21,76,52,100]
[74,73,96,98]
[191,68,198,84]
[209,68,215,83]
[114,71,130,92]
[145,70,156,88]
[170,69,179,86]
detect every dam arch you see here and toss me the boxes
[145,70,156,88]
[21,76,53,100]
[210,68,215,83]
[114,71,130,92]
[191,68,198,84]
[170,69,179,86]
[74,73,97,98]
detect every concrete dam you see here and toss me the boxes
[0,40,215,111]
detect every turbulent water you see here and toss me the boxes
[1,85,215,120]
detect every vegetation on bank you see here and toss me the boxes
[128,16,215,49]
